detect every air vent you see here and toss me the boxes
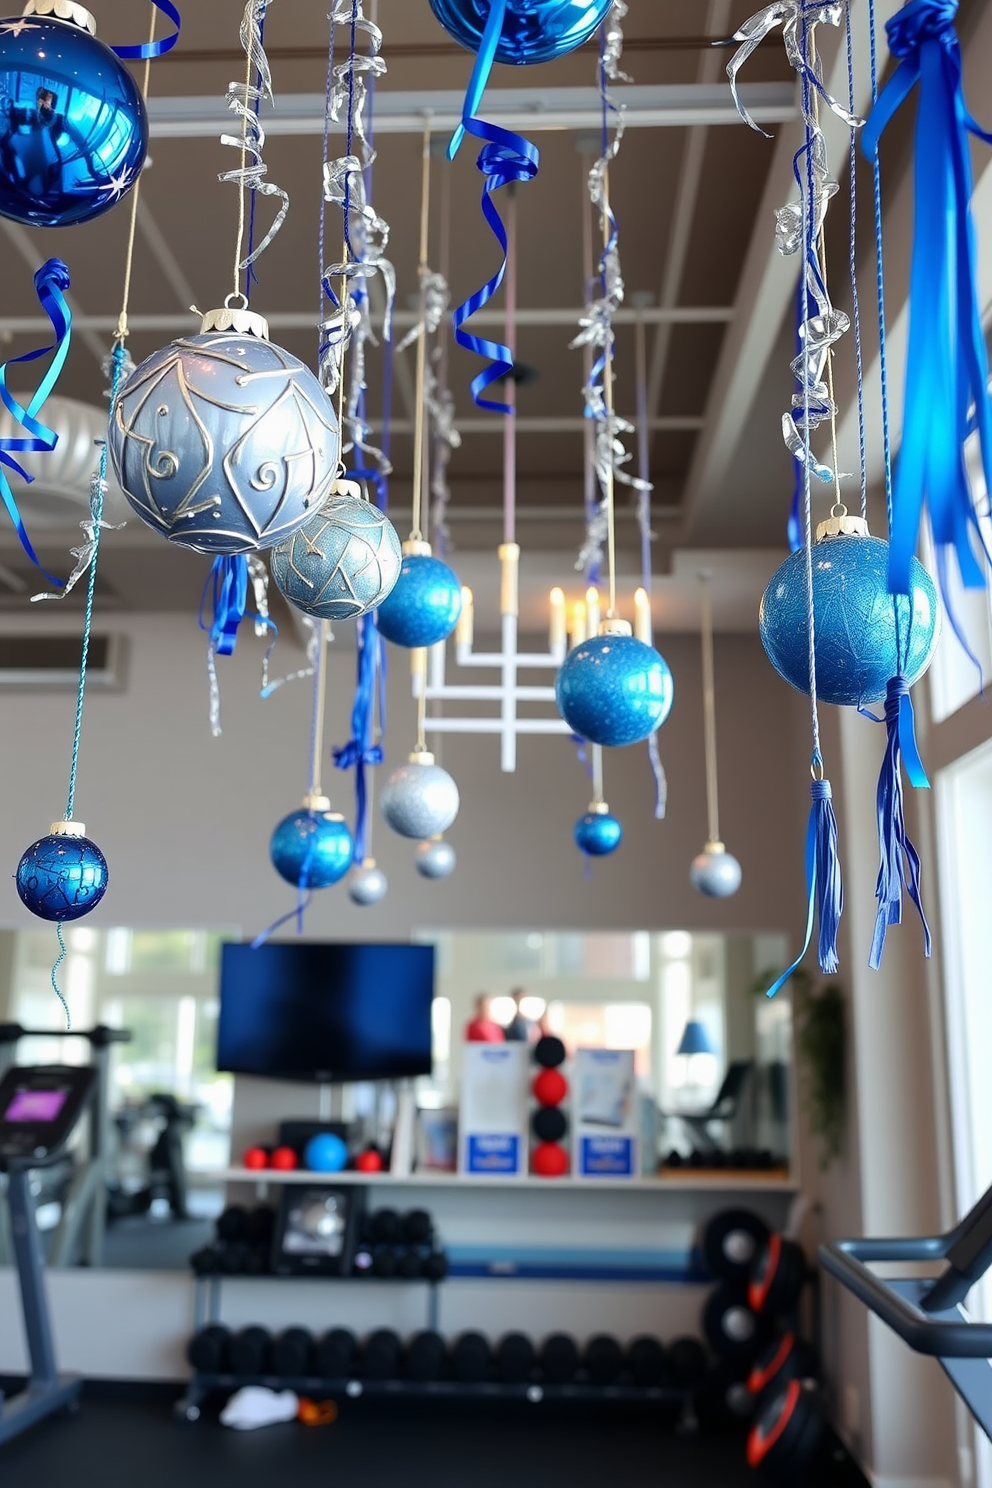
[0,634,126,689]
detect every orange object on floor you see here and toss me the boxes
[297,1398,338,1427]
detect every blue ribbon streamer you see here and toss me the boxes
[251,888,313,949]
[0,258,74,585]
[869,676,931,971]
[862,0,992,602]
[198,555,274,659]
[333,615,385,864]
[447,0,504,161]
[766,776,843,997]
[111,1,182,59]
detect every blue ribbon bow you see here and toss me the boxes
[870,676,932,970]
[198,554,274,659]
[333,615,386,864]
[766,773,843,997]
[862,0,992,606]
[111,1,182,59]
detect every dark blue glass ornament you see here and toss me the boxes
[109,308,340,556]
[0,9,147,228]
[759,528,940,707]
[690,844,742,899]
[375,547,462,649]
[429,0,613,65]
[556,625,674,748]
[270,802,353,890]
[574,809,622,857]
[16,825,108,921]
[270,486,402,621]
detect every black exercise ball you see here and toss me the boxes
[532,1105,568,1143]
[534,1035,566,1069]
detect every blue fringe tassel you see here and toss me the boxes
[870,676,932,970]
[766,775,843,997]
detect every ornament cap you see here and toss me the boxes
[359,857,377,870]
[197,304,270,341]
[330,477,364,502]
[704,839,726,855]
[408,750,435,767]
[599,618,633,638]
[403,538,432,558]
[816,511,870,541]
[50,819,86,839]
[23,0,96,33]
[587,802,610,816]
[302,793,331,813]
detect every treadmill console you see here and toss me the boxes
[0,1065,97,1170]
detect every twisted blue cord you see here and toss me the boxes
[51,923,70,1031]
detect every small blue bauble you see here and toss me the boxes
[759,531,939,707]
[416,838,457,879]
[429,0,614,64]
[16,828,108,921]
[349,861,388,906]
[381,754,460,840]
[304,1132,348,1173]
[556,628,674,747]
[374,551,462,649]
[574,810,622,857]
[0,11,147,228]
[110,311,340,556]
[269,488,402,621]
[690,845,742,899]
[270,804,353,890]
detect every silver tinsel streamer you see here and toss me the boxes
[261,611,324,700]
[31,472,125,604]
[207,555,274,738]
[728,3,863,486]
[219,0,290,273]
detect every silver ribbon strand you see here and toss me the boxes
[261,612,323,700]
[31,472,125,604]
[727,3,863,137]
[207,555,274,738]
[219,0,290,273]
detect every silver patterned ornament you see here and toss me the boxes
[416,837,456,880]
[348,859,389,906]
[381,752,460,840]
[690,842,743,899]
[269,480,402,621]
[109,306,340,555]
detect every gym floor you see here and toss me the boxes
[0,1387,870,1488]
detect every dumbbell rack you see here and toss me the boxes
[192,1269,442,1336]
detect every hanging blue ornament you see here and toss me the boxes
[349,860,388,906]
[574,807,622,858]
[109,307,340,556]
[381,752,460,840]
[269,797,353,890]
[556,621,674,748]
[270,483,402,621]
[374,543,462,648]
[416,837,457,879]
[690,843,742,899]
[16,821,108,921]
[0,4,148,228]
[430,0,613,65]
[759,518,939,707]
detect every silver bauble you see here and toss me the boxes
[349,860,389,906]
[690,842,743,899]
[269,483,403,620]
[380,752,460,840]
[416,838,457,880]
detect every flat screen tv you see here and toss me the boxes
[216,941,435,1083]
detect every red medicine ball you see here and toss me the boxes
[532,1142,569,1178]
[270,1146,298,1171]
[533,1068,568,1107]
[355,1148,384,1173]
[243,1146,269,1171]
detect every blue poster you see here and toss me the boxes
[468,1133,520,1174]
[580,1135,634,1177]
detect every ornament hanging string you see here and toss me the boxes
[410,120,434,543]
[635,309,666,819]
[699,573,721,846]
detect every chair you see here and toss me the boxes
[664,1059,753,1154]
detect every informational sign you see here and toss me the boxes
[572,1048,639,1179]
[459,1042,529,1176]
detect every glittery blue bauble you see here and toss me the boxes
[574,811,622,857]
[416,838,457,879]
[110,331,340,555]
[690,847,742,899]
[304,1132,348,1173]
[381,759,460,840]
[349,862,388,906]
[16,832,108,921]
[556,634,674,747]
[759,534,940,707]
[270,492,402,621]
[375,554,462,648]
[429,0,613,64]
[0,14,147,228]
[270,809,353,890]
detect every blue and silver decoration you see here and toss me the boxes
[381,751,459,840]
[690,843,743,899]
[375,541,462,648]
[556,620,674,749]
[270,481,402,621]
[430,0,614,66]
[759,516,940,708]
[109,306,340,555]
[16,819,108,921]
[574,806,622,858]
[270,795,354,890]
[349,859,388,906]
[415,837,457,879]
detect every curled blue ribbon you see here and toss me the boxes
[870,676,931,971]
[333,615,386,864]
[111,1,182,59]
[766,774,843,997]
[0,258,73,585]
[198,555,274,659]
[862,0,992,603]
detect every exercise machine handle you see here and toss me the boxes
[820,1239,992,1357]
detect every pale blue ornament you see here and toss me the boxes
[109,308,340,556]
[556,623,674,748]
[381,753,459,840]
[574,808,622,857]
[375,546,462,649]
[690,843,742,899]
[429,0,614,65]
[349,861,388,906]
[270,484,402,621]
[416,838,457,879]
[270,799,353,890]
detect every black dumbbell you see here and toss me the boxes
[583,1334,624,1385]
[218,1242,247,1275]
[532,1106,568,1143]
[749,1237,807,1318]
[216,1206,249,1243]
[422,1250,449,1282]
[245,1205,276,1244]
[368,1208,402,1245]
[316,1327,357,1379]
[747,1334,818,1411]
[242,1245,268,1276]
[539,1332,579,1384]
[228,1326,272,1376]
[271,1327,313,1378]
[396,1249,423,1280]
[700,1209,771,1284]
[361,1328,403,1380]
[703,1284,767,1361]
[495,1332,535,1384]
[402,1209,433,1247]
[747,1381,825,1483]
[405,1330,448,1382]
[625,1335,667,1387]
[534,1035,566,1069]
[371,1247,399,1279]
[668,1336,710,1390]
[450,1331,491,1383]
[187,1325,230,1375]
[189,1244,222,1276]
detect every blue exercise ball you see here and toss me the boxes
[16,827,108,921]
[429,0,614,65]
[270,806,353,890]
[269,489,402,622]
[556,630,674,747]
[759,532,939,707]
[304,1132,348,1173]
[375,551,462,649]
[574,810,622,857]
[0,9,147,227]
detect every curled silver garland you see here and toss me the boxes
[219,0,290,273]
[31,472,125,604]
